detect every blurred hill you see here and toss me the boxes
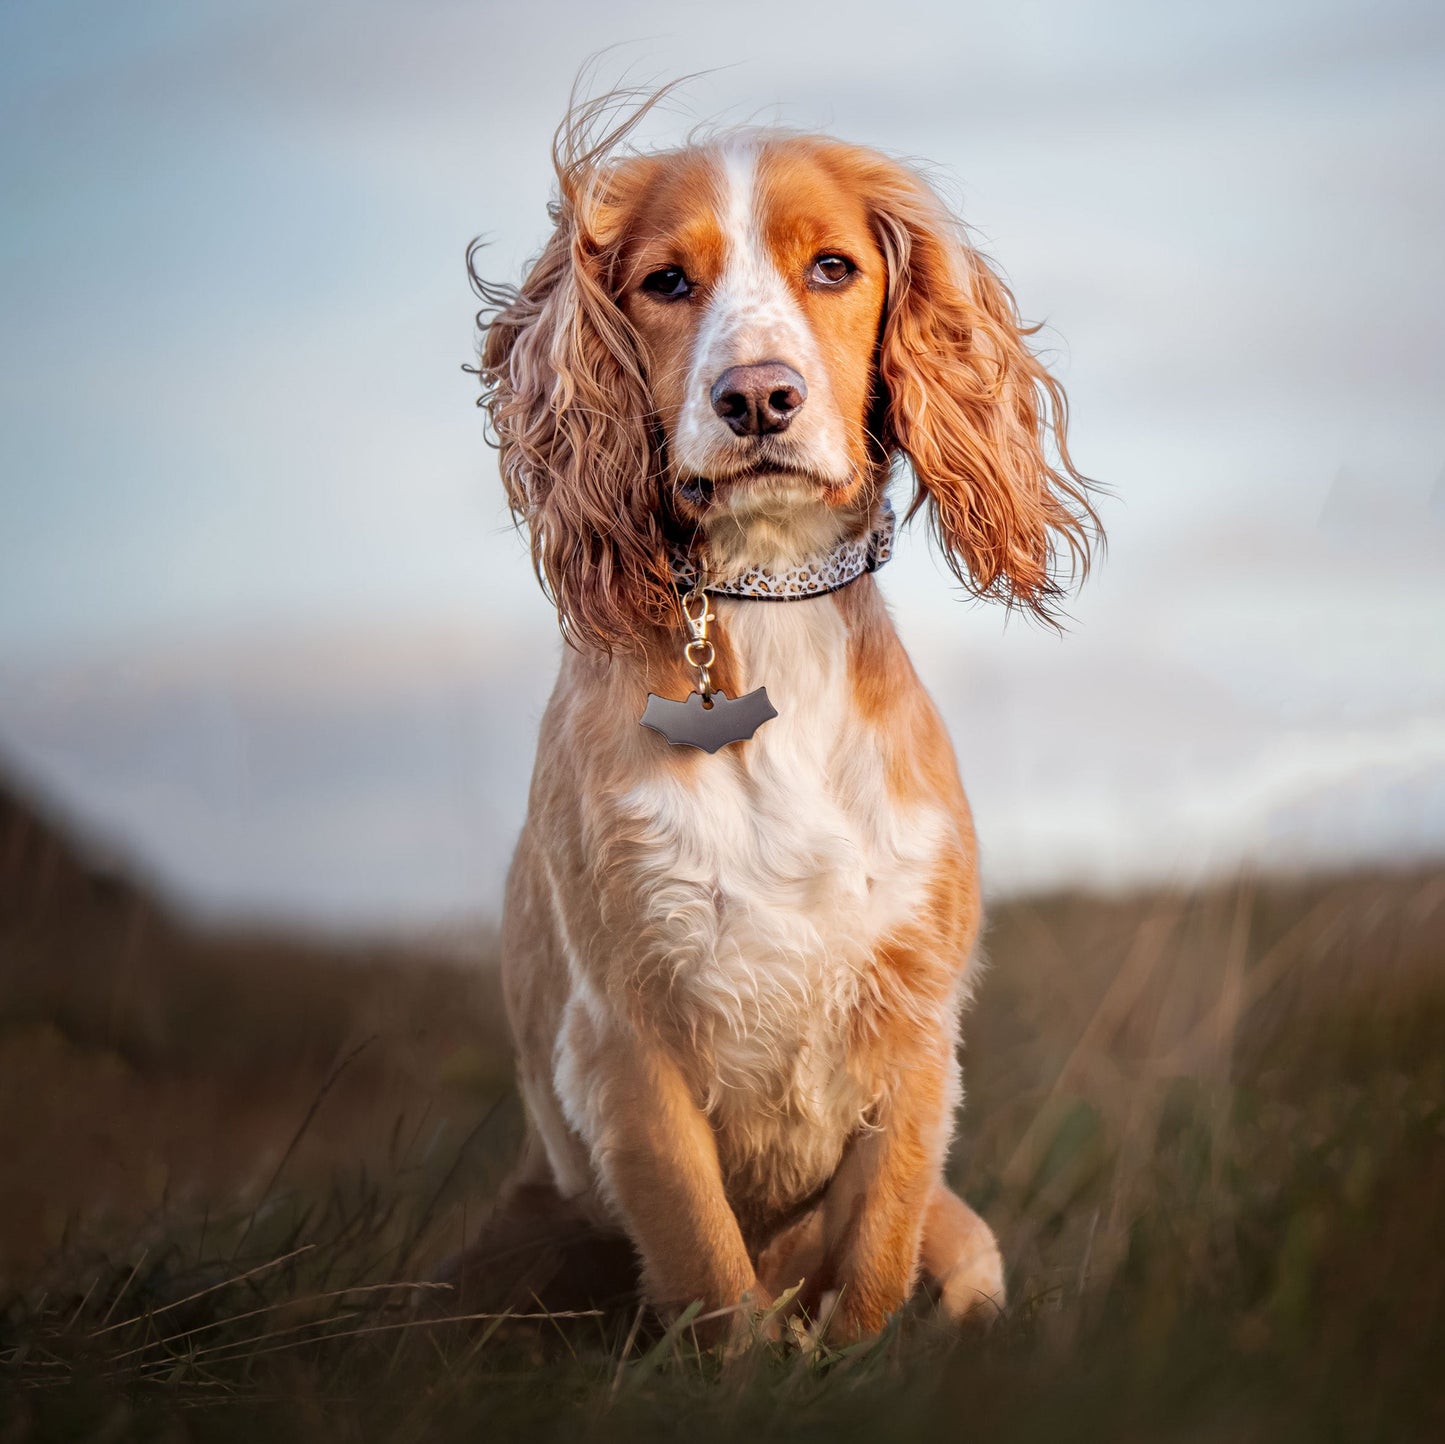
[0,627,553,931]
[0,766,509,1282]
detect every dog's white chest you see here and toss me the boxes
[618,601,950,1200]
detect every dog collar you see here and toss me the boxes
[668,495,895,601]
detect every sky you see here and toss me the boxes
[1,0,1443,930]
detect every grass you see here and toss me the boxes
[0,777,1441,1440]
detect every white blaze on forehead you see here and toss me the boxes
[672,145,850,480]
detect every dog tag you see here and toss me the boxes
[639,688,778,753]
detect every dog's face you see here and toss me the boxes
[613,142,889,536]
[474,121,1098,650]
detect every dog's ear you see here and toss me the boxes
[472,129,674,652]
[865,160,1101,621]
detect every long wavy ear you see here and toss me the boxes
[469,93,677,652]
[865,158,1102,622]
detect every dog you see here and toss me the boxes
[450,94,1099,1343]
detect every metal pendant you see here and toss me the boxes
[639,688,778,753]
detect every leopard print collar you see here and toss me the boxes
[668,496,895,601]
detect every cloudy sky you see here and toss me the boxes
[2,0,1442,929]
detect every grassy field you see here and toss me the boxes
[1,774,1441,1441]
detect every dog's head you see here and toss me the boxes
[474,95,1100,651]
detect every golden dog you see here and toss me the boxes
[450,94,1099,1343]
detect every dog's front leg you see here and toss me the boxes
[576,1023,767,1332]
[820,1036,955,1341]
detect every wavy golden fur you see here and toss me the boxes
[470,94,1100,648]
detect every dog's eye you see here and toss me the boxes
[811,255,854,286]
[640,267,692,300]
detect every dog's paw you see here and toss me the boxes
[934,1230,1006,1327]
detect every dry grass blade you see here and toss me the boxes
[94,1249,148,1329]
[609,1303,648,1398]
[1163,896,1343,1071]
[89,1244,317,1338]
[108,1281,454,1363]
[134,1308,606,1376]
[395,1091,509,1274]
[1000,908,1179,1192]
[231,1035,377,1259]
[619,1299,705,1389]
[135,1309,366,1375]
[62,1274,99,1331]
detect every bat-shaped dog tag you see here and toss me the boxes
[639,688,777,753]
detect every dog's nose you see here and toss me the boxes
[709,362,807,437]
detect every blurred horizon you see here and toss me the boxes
[3,0,1443,931]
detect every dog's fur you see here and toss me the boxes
[450,95,1099,1342]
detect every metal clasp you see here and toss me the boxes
[680,582,715,697]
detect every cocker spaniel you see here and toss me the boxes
[449,92,1099,1344]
